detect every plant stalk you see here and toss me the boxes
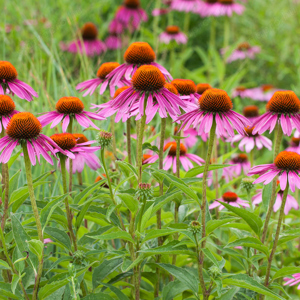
[126,119,132,165]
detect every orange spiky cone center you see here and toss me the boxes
[0,95,15,115]
[171,79,196,96]
[132,65,165,91]
[233,154,248,163]
[196,83,212,94]
[199,88,233,112]
[236,86,247,92]
[7,112,41,139]
[244,126,258,137]
[222,191,238,202]
[243,105,259,118]
[73,133,89,147]
[50,133,76,150]
[81,22,98,40]
[164,83,179,95]
[166,26,180,34]
[164,142,187,156]
[56,97,84,114]
[124,42,156,65]
[261,84,274,92]
[237,42,251,51]
[114,86,130,98]
[0,61,18,81]
[274,151,300,170]
[218,0,234,4]
[291,137,300,147]
[266,91,300,114]
[124,0,140,8]
[142,154,152,164]
[97,62,120,79]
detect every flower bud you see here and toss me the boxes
[136,183,152,200]
[97,130,113,148]
[240,177,256,193]
[189,221,202,234]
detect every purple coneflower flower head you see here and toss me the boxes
[252,91,300,136]
[60,22,106,57]
[223,153,251,182]
[212,0,245,16]
[284,273,300,289]
[95,65,187,124]
[115,0,148,30]
[248,151,300,192]
[242,105,260,125]
[171,0,201,13]
[222,42,261,63]
[0,95,19,133]
[145,141,204,173]
[76,62,129,97]
[252,187,299,215]
[60,133,101,173]
[159,26,188,45]
[227,126,272,153]
[109,19,124,35]
[172,79,200,103]
[198,0,218,17]
[107,42,173,86]
[209,191,250,210]
[0,112,66,165]
[38,96,105,132]
[0,61,38,101]
[105,36,122,50]
[177,88,250,138]
[286,137,300,154]
[196,83,213,95]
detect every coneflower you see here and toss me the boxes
[209,191,249,210]
[159,26,187,45]
[213,0,245,16]
[76,62,130,97]
[222,42,261,63]
[171,79,200,103]
[38,96,105,132]
[286,137,300,154]
[0,95,18,132]
[242,105,260,125]
[171,0,201,13]
[198,0,218,17]
[0,61,38,101]
[196,83,212,95]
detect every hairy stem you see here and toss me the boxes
[110,117,117,162]
[67,118,73,194]
[176,131,181,178]
[137,114,146,183]
[126,119,132,165]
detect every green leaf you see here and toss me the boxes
[116,161,138,178]
[272,267,300,281]
[92,258,123,289]
[45,256,73,275]
[117,193,139,214]
[139,241,194,256]
[8,149,22,169]
[262,183,272,209]
[0,260,11,270]
[157,263,199,295]
[9,170,21,196]
[216,287,239,300]
[202,248,220,267]
[142,229,179,244]
[89,231,134,243]
[162,280,188,300]
[0,283,20,299]
[206,218,236,235]
[99,282,130,300]
[27,239,44,261]
[222,274,285,300]
[185,164,232,178]
[11,274,20,294]
[82,293,114,300]
[74,180,105,205]
[220,202,263,237]
[140,203,153,231]
[75,198,94,231]
[44,227,72,251]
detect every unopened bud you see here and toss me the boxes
[97,130,113,148]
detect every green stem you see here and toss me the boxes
[176,131,181,178]
[199,119,217,299]
[110,117,117,162]
[223,16,230,56]
[126,119,132,165]
[171,202,179,275]
[60,156,77,251]
[183,12,191,35]
[250,149,254,167]
[136,113,146,183]
[264,183,289,291]
[67,118,73,194]
[153,0,161,51]
[22,144,44,300]
[261,126,283,243]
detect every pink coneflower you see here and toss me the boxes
[226,153,251,180]
[145,141,204,173]
[248,151,300,192]
[38,96,105,132]
[115,0,148,30]
[227,126,272,153]
[108,19,124,35]
[0,112,66,165]
[242,105,260,125]
[212,0,245,16]
[76,62,129,97]
[0,61,38,101]
[171,0,201,12]
[105,35,122,50]
[284,273,300,289]
[177,88,250,138]
[107,42,172,86]
[196,83,213,95]
[252,91,300,136]
[233,85,281,102]
[222,42,260,63]
[159,26,187,45]
[0,95,19,133]
[171,79,200,103]
[62,133,101,173]
[209,191,249,210]
[198,0,218,17]
[61,23,106,57]
[105,19,124,51]
[96,65,187,124]
[286,137,300,154]
[252,188,299,215]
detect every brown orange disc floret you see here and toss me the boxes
[206,0,218,3]
[236,86,246,92]
[114,86,130,98]
[171,79,196,96]
[7,112,41,140]
[0,61,18,81]
[164,142,187,156]
[266,91,300,114]
[0,95,15,115]
[50,133,77,150]
[81,22,98,40]
[232,153,248,163]
[164,83,179,95]
[166,26,180,35]
[218,0,234,4]
[222,191,238,202]
[142,154,152,164]
[97,62,120,79]
[124,0,140,8]
[237,42,251,51]
[244,126,258,137]
[124,42,156,65]
[56,97,84,114]
[196,83,212,95]
[274,151,300,170]
[291,137,300,147]
[243,105,259,118]
[199,89,233,112]
[73,133,89,145]
[132,65,165,91]
[261,84,274,92]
